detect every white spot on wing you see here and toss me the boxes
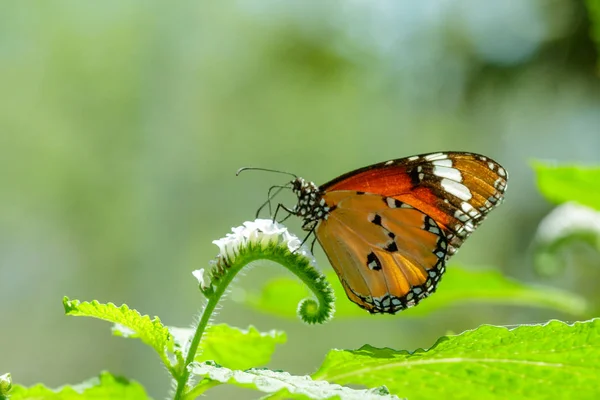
[386,198,398,208]
[464,221,475,232]
[494,178,506,190]
[441,179,472,201]
[462,202,481,218]
[424,153,447,161]
[454,209,469,222]
[428,225,440,235]
[432,159,452,167]
[433,166,462,182]
[385,160,394,166]
[408,156,419,161]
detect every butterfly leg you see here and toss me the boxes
[310,235,318,253]
[298,221,317,247]
[287,224,317,254]
[273,203,295,224]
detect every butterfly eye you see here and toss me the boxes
[291,178,303,193]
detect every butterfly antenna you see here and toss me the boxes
[236,167,298,179]
[255,184,290,218]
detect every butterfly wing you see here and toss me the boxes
[316,191,447,313]
[309,152,507,313]
[320,152,508,255]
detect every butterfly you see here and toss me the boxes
[249,152,508,314]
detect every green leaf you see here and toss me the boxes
[63,297,174,367]
[314,319,600,400]
[9,372,149,400]
[166,324,286,371]
[532,162,600,210]
[243,265,588,318]
[188,361,401,400]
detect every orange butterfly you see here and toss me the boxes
[255,152,508,314]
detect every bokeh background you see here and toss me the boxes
[1,1,599,399]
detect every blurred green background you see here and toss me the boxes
[1,1,599,399]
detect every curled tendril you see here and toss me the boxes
[199,219,336,324]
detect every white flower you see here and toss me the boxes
[192,268,210,290]
[0,373,11,394]
[212,219,318,266]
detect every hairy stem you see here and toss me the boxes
[173,240,335,399]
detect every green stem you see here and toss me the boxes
[173,263,236,400]
[172,299,216,399]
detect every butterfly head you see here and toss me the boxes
[291,177,331,231]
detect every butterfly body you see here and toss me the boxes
[287,152,508,314]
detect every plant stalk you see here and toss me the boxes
[173,261,237,400]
